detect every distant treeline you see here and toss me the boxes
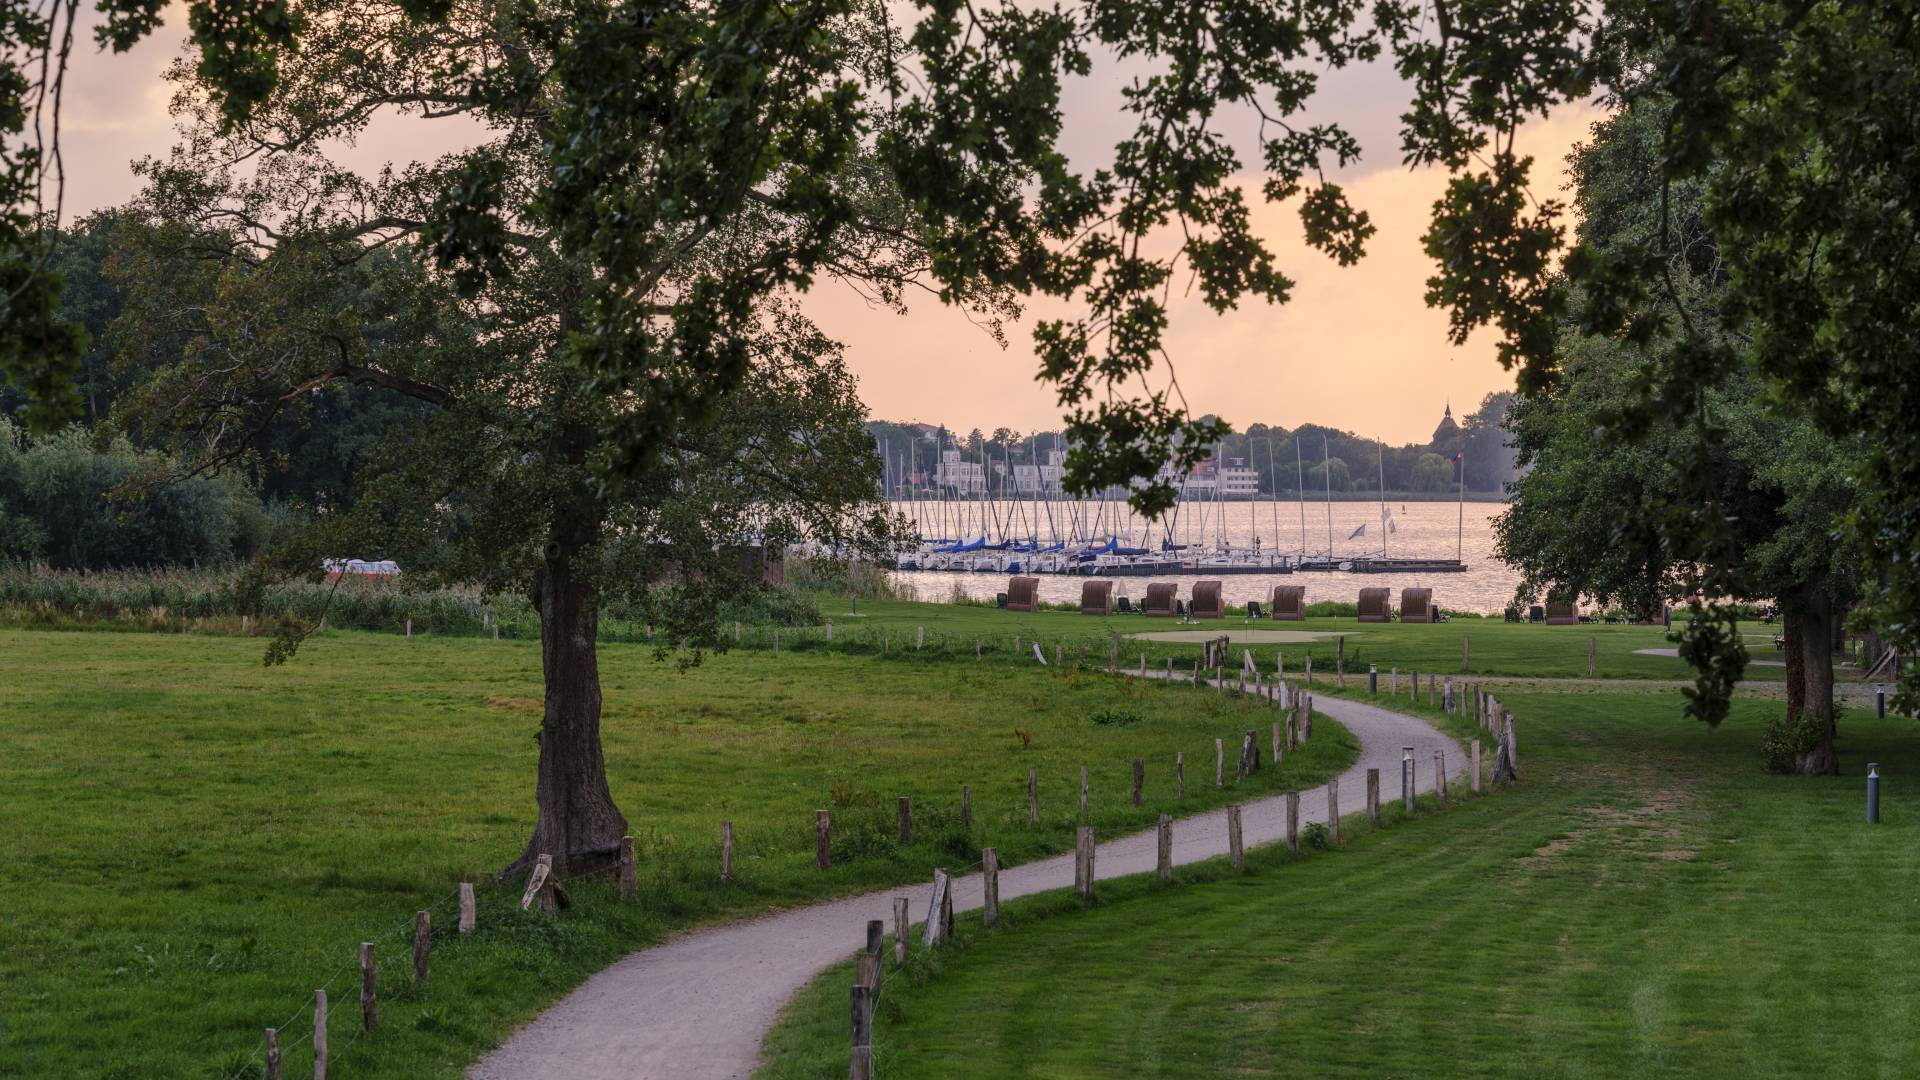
[866,394,1520,496]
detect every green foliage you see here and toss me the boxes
[1087,706,1143,727]
[0,420,268,569]
[1760,712,1823,775]
[1496,98,1862,725]
[1301,820,1331,850]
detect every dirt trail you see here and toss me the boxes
[469,684,1461,1080]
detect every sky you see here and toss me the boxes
[52,13,1598,446]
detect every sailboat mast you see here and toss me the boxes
[1323,437,1334,559]
[1295,436,1308,556]
[1378,437,1388,558]
[1457,449,1466,564]
[1267,436,1280,560]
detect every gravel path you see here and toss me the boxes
[1634,646,1787,667]
[469,683,1462,1080]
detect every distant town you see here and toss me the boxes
[866,393,1520,500]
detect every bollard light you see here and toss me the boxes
[1868,763,1881,824]
[1369,665,1379,694]
[1876,684,1886,719]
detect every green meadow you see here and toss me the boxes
[0,623,1351,1079]
[761,687,1913,1078]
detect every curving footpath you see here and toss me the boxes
[470,687,1462,1080]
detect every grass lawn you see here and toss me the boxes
[0,627,1354,1080]
[760,689,1917,1078]
[798,595,1794,682]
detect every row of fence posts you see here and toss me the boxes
[256,835,648,1078]
[844,654,1525,1073]
[840,664,1512,1068]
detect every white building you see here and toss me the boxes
[1013,448,1068,493]
[1170,457,1261,498]
[934,449,987,494]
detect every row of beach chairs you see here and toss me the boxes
[1000,578,1443,622]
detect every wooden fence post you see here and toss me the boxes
[1366,768,1380,826]
[1391,666,1397,695]
[1471,739,1482,793]
[975,639,981,659]
[458,883,475,933]
[359,942,376,1032]
[1176,751,1186,798]
[898,796,912,843]
[826,620,833,642]
[961,784,972,829]
[923,869,953,946]
[850,983,873,1080]
[1028,769,1038,825]
[313,989,327,1080]
[413,911,430,987]
[1435,751,1447,804]
[1074,826,1096,901]
[1305,653,1313,684]
[1227,804,1244,870]
[865,919,885,997]
[404,617,411,639]
[1286,792,1300,853]
[619,835,637,899]
[1336,636,1345,687]
[893,897,909,967]
[917,625,925,650]
[816,810,831,870]
[1327,778,1341,846]
[1272,721,1282,764]
[1080,766,1089,815]
[265,1028,282,1080]
[1463,634,1470,672]
[1157,814,1173,881]
[983,847,1000,927]
[1215,739,1224,787]
[1588,635,1597,677]
[1132,758,1144,805]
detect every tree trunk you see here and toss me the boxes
[506,524,629,878]
[1784,588,1838,776]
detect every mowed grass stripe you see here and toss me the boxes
[760,692,1920,1079]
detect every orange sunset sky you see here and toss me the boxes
[54,14,1599,446]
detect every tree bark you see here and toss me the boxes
[1784,586,1839,776]
[506,502,629,878]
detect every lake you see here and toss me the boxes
[886,499,1526,615]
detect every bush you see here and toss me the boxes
[1305,600,1359,618]
[1761,712,1822,774]
[0,421,268,570]
[1303,821,1331,850]
[1087,707,1144,727]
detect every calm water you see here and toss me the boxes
[887,500,1524,614]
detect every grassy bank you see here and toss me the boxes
[0,629,1352,1079]
[774,595,1794,682]
[759,690,1915,1078]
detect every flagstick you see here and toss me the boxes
[1456,450,1466,564]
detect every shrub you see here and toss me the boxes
[1087,706,1143,727]
[1303,821,1331,850]
[1761,712,1823,774]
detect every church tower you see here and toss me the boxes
[1431,400,1461,446]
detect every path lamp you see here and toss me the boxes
[1876,684,1886,719]
[1369,665,1378,694]
[1401,746,1415,812]
[1868,763,1881,824]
